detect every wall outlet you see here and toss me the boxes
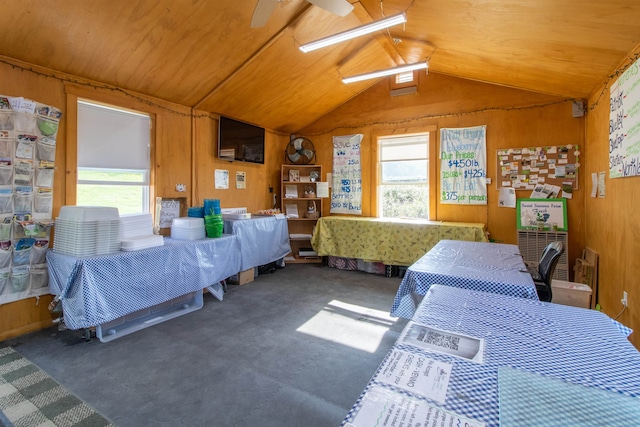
[622,291,628,307]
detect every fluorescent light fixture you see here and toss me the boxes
[342,61,428,84]
[299,12,406,53]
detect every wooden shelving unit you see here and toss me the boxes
[281,164,323,263]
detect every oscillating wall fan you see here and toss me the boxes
[251,0,353,28]
[285,137,316,164]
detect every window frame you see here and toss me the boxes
[390,70,419,90]
[378,134,429,219]
[370,128,437,219]
[65,85,156,214]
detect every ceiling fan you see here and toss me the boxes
[251,0,354,28]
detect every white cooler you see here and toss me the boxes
[551,280,592,308]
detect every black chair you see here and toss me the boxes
[526,241,564,302]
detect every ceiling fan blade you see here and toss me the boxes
[251,0,278,28]
[302,149,315,160]
[292,138,304,151]
[307,0,354,16]
[288,152,301,162]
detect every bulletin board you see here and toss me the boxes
[497,145,580,191]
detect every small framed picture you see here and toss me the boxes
[309,171,320,182]
[289,169,299,182]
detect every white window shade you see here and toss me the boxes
[380,135,428,161]
[78,101,150,170]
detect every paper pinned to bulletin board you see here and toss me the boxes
[497,145,580,193]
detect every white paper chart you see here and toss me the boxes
[346,386,485,427]
[331,134,362,215]
[376,349,452,403]
[440,125,487,205]
[609,57,640,178]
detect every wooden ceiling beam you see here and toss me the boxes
[192,3,315,112]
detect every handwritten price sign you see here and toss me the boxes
[440,126,487,205]
[331,134,363,214]
[609,58,640,178]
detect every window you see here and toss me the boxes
[378,133,429,219]
[395,71,414,85]
[76,100,151,214]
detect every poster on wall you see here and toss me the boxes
[440,125,487,205]
[609,57,640,178]
[330,134,362,215]
[516,198,567,231]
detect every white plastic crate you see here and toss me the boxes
[551,279,592,308]
[356,259,385,275]
[58,206,120,221]
[96,290,203,342]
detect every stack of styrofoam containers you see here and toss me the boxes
[171,217,205,240]
[119,213,164,251]
[53,206,121,256]
[120,213,153,239]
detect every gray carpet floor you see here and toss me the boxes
[3,263,408,427]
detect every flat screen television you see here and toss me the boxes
[218,116,265,164]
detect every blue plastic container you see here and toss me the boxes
[203,199,221,216]
[187,206,204,218]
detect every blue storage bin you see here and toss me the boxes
[188,206,204,218]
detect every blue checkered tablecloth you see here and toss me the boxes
[343,285,640,427]
[223,216,290,271]
[391,240,537,318]
[46,236,241,330]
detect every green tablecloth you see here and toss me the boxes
[311,216,487,265]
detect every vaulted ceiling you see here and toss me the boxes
[2,0,640,132]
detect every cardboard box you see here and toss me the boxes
[228,268,255,285]
[551,279,592,308]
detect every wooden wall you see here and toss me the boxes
[299,72,585,253]
[0,58,69,340]
[0,57,285,340]
[585,47,640,348]
[192,113,287,212]
[301,68,640,349]
[2,52,636,351]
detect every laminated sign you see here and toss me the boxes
[440,125,487,205]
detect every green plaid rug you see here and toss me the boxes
[0,346,114,427]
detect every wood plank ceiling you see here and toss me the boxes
[1,0,639,132]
